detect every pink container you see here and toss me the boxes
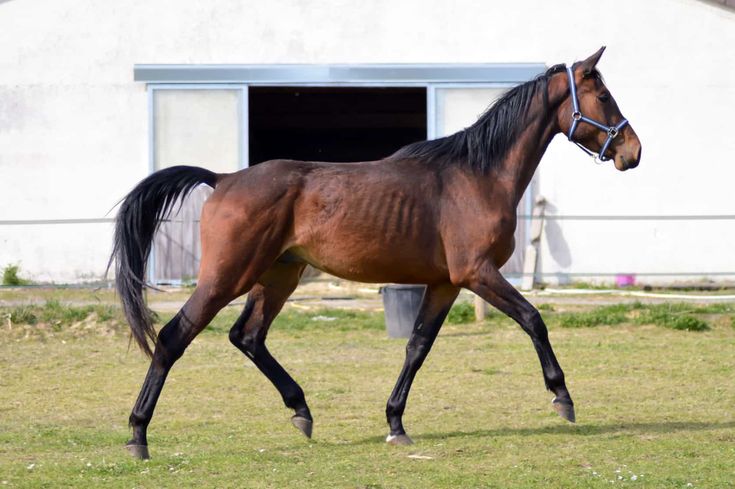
[615,274,636,287]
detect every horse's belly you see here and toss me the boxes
[288,236,447,284]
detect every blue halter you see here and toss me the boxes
[566,66,628,162]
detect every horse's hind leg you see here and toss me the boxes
[385,283,459,445]
[228,261,314,437]
[466,263,575,422]
[126,281,239,459]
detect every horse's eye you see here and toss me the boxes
[598,93,610,103]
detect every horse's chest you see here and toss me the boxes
[444,210,518,268]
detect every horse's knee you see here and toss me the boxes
[405,335,431,360]
[520,309,548,340]
[519,308,540,325]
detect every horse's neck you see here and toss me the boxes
[492,95,562,208]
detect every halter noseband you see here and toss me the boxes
[566,66,628,162]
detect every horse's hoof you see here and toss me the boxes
[291,415,313,439]
[126,443,150,460]
[386,433,414,446]
[552,397,576,423]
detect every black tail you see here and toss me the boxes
[109,165,218,357]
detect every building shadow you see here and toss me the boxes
[541,200,573,284]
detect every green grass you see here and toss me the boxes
[0,298,485,334]
[1,299,734,488]
[213,307,386,334]
[554,303,632,329]
[3,300,122,330]
[550,302,733,331]
[2,264,31,286]
[445,302,476,324]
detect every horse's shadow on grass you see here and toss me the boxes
[345,420,735,446]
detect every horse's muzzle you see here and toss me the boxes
[614,129,642,171]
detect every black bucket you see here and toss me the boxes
[381,284,426,338]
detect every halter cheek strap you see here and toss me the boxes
[566,66,628,162]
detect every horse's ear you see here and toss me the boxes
[578,46,606,75]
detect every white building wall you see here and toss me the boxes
[0,0,733,283]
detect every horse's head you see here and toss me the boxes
[559,47,642,171]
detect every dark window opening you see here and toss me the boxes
[248,87,427,164]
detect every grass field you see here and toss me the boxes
[1,294,734,488]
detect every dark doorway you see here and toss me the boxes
[248,87,427,164]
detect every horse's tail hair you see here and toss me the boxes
[108,165,218,357]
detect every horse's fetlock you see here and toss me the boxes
[546,370,567,392]
[283,385,306,410]
[386,401,404,419]
[129,411,148,428]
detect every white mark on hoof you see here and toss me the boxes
[386,433,414,446]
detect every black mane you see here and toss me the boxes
[390,64,567,173]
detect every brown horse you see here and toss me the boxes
[111,47,641,459]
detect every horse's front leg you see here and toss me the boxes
[465,262,575,422]
[385,283,459,445]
